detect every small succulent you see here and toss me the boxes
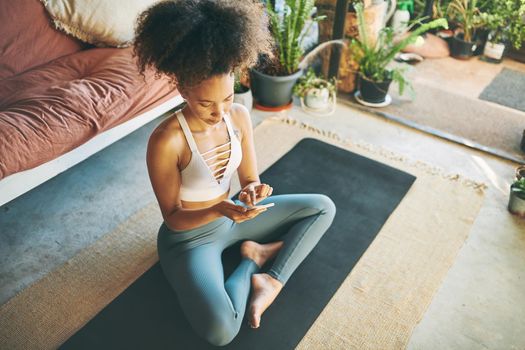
[293,68,338,98]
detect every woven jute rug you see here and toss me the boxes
[0,115,486,350]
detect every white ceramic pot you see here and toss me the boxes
[234,89,253,112]
[304,88,330,109]
[483,41,505,61]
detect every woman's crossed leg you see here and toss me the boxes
[158,193,336,346]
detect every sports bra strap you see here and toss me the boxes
[223,113,237,142]
[176,110,237,153]
[176,110,199,152]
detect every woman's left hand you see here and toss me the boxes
[239,183,273,207]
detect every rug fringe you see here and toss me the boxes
[266,115,488,194]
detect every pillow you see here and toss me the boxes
[41,0,162,47]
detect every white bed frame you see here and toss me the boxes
[0,95,184,207]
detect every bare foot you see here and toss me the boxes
[240,240,284,268]
[248,273,283,329]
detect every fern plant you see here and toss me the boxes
[265,0,326,76]
[414,0,452,19]
[350,1,448,95]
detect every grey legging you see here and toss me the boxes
[157,193,336,346]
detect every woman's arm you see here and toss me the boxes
[146,126,221,231]
[233,104,261,189]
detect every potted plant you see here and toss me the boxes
[350,1,448,106]
[446,0,485,59]
[250,0,326,110]
[293,68,338,115]
[508,166,525,217]
[233,71,253,111]
[480,0,525,63]
[414,0,454,44]
[413,0,452,19]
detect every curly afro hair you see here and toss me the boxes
[133,0,273,90]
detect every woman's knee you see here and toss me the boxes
[197,313,238,347]
[308,194,336,217]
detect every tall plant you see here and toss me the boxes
[414,0,452,19]
[480,0,525,49]
[446,0,485,42]
[265,0,326,75]
[350,2,448,94]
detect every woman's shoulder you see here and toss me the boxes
[230,103,250,124]
[148,112,186,156]
[229,103,252,139]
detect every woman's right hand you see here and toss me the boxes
[213,199,267,223]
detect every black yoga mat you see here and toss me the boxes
[479,68,525,112]
[61,138,416,350]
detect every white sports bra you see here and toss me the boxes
[176,110,242,202]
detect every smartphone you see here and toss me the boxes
[246,202,275,210]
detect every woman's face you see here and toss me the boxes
[181,72,235,126]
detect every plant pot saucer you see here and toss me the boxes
[299,95,337,117]
[254,101,293,112]
[354,91,392,108]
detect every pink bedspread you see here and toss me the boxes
[0,47,178,179]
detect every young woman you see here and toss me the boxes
[134,0,336,346]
